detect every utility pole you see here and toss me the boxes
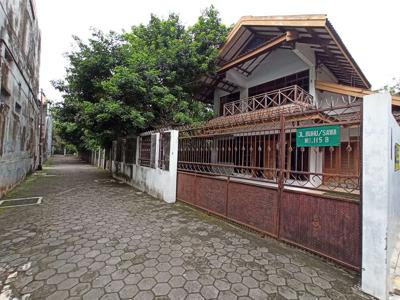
[38,89,44,170]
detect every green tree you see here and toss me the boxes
[53,6,228,150]
[381,77,400,95]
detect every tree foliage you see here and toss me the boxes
[381,77,400,95]
[53,6,228,150]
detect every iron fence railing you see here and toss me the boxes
[179,98,362,196]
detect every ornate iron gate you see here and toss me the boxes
[177,96,362,270]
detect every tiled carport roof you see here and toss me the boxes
[178,102,344,136]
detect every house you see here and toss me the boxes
[190,14,391,186]
[181,14,400,190]
[0,0,41,197]
[101,15,396,271]
[177,14,376,271]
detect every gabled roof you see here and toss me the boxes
[217,14,370,89]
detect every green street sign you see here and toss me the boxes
[296,125,341,147]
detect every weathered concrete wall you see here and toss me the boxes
[362,93,400,299]
[43,113,53,160]
[0,0,41,197]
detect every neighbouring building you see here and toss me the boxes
[0,0,41,197]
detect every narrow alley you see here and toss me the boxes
[0,156,371,300]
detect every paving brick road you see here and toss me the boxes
[0,155,372,299]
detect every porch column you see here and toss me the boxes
[154,133,160,169]
[101,148,103,166]
[122,140,126,174]
[292,43,316,104]
[98,148,101,167]
[240,87,248,99]
[167,130,179,203]
[214,90,221,117]
[309,66,316,105]
[135,137,140,165]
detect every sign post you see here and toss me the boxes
[296,125,341,147]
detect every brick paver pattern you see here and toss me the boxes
[0,156,372,299]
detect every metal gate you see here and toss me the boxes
[177,96,362,270]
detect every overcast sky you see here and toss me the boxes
[36,0,400,101]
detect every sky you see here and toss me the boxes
[35,0,400,101]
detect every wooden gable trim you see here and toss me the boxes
[218,32,297,74]
[324,22,370,88]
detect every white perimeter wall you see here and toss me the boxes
[92,130,179,204]
[388,116,400,262]
[122,131,178,203]
[362,93,400,299]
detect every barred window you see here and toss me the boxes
[112,140,117,161]
[115,140,123,162]
[105,147,110,160]
[139,135,152,167]
[150,134,157,168]
[158,132,171,171]
[125,137,137,164]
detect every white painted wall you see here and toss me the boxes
[388,114,400,278]
[247,49,308,88]
[362,93,400,299]
[123,130,178,203]
[316,65,338,83]
[293,43,316,104]
[94,130,179,204]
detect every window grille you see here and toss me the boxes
[158,132,171,170]
[139,135,152,167]
[125,137,137,164]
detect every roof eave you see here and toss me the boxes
[324,20,371,89]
